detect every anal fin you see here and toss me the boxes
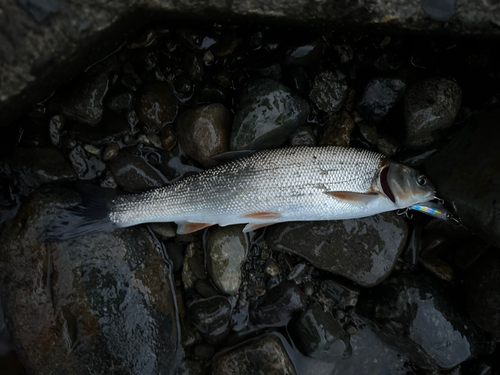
[325,191,380,206]
[176,221,213,234]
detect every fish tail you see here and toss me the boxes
[38,184,119,242]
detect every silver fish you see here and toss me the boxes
[39,146,436,242]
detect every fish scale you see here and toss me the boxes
[109,146,386,228]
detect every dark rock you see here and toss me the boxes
[291,303,351,360]
[310,70,348,113]
[404,77,461,148]
[126,29,156,49]
[463,251,500,339]
[194,82,228,104]
[108,148,167,192]
[212,30,239,57]
[136,82,178,132]
[18,0,61,23]
[0,188,179,375]
[265,212,408,287]
[213,71,232,89]
[283,66,309,94]
[48,69,109,125]
[319,111,355,147]
[188,257,207,280]
[356,78,406,125]
[176,104,232,168]
[102,142,120,161]
[188,296,231,345]
[165,241,184,272]
[247,51,282,80]
[160,124,177,151]
[250,280,307,325]
[357,273,485,370]
[176,28,217,51]
[421,0,457,22]
[377,133,400,155]
[49,114,65,146]
[230,79,309,150]
[149,222,176,238]
[0,147,76,195]
[184,52,203,81]
[206,225,248,295]
[334,44,354,64]
[289,125,316,146]
[195,279,220,298]
[67,111,132,146]
[68,145,106,180]
[320,279,360,308]
[105,89,135,111]
[212,334,296,375]
[172,76,193,102]
[284,38,323,66]
[425,110,500,248]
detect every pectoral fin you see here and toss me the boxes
[243,222,275,232]
[325,191,380,205]
[176,221,213,234]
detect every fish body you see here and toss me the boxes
[40,146,436,241]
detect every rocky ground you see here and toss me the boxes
[1,22,500,374]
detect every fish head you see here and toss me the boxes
[382,163,436,208]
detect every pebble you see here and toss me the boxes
[160,124,177,151]
[176,103,232,168]
[265,213,408,287]
[205,225,248,295]
[195,279,220,298]
[127,29,156,49]
[102,142,120,161]
[404,77,462,148]
[188,296,231,345]
[284,38,323,66]
[147,133,163,148]
[230,78,310,150]
[182,243,198,290]
[265,259,281,277]
[320,279,360,308]
[212,334,296,375]
[310,70,348,113]
[184,52,203,81]
[377,133,400,155]
[164,240,184,272]
[149,222,176,238]
[188,257,208,280]
[136,82,179,132]
[289,125,316,146]
[319,111,355,147]
[105,89,135,111]
[83,144,101,156]
[357,273,485,370]
[68,145,106,179]
[49,114,65,146]
[176,28,217,51]
[212,30,239,57]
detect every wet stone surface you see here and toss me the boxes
[136,82,179,133]
[265,212,408,287]
[357,273,485,370]
[230,78,310,150]
[212,334,296,375]
[0,188,179,375]
[188,296,231,346]
[309,70,348,113]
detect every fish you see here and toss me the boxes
[39,146,436,242]
[410,202,452,220]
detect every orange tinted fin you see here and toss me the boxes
[326,191,380,205]
[176,222,213,234]
[243,222,275,232]
[242,212,281,219]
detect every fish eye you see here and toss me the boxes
[417,175,427,186]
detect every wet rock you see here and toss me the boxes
[194,82,228,104]
[188,296,231,345]
[176,104,232,168]
[230,79,309,150]
[104,89,135,111]
[136,82,178,132]
[0,148,76,195]
[283,66,309,94]
[265,258,280,276]
[149,222,176,238]
[377,133,400,155]
[108,148,167,192]
[160,125,177,150]
[356,78,406,125]
[164,241,184,272]
[205,225,249,295]
[212,31,239,57]
[49,114,65,146]
[320,279,360,308]
[247,51,282,80]
[0,188,179,375]
[319,111,355,147]
[196,279,220,298]
[176,28,217,51]
[182,243,198,290]
[212,334,296,375]
[310,70,348,113]
[284,38,323,66]
[127,29,156,49]
[289,125,316,146]
[102,142,120,161]
[265,212,408,287]
[250,280,307,325]
[425,110,500,248]
[68,145,106,180]
[357,273,485,370]
[463,251,500,339]
[173,76,193,102]
[189,257,207,280]
[48,69,109,125]
[184,52,203,81]
[291,303,351,360]
[67,111,132,146]
[404,77,461,148]
[421,0,457,22]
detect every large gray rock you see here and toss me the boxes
[0,187,180,375]
[425,110,500,248]
[265,212,408,287]
[2,0,500,130]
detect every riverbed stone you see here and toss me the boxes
[265,212,408,287]
[357,273,485,370]
[319,111,355,147]
[425,110,500,248]
[310,70,348,113]
[357,78,406,125]
[404,77,461,148]
[0,187,179,375]
[136,82,179,132]
[188,296,231,345]
[212,334,296,375]
[205,225,249,295]
[0,147,77,195]
[230,79,309,150]
[176,103,232,168]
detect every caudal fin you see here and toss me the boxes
[38,184,118,242]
